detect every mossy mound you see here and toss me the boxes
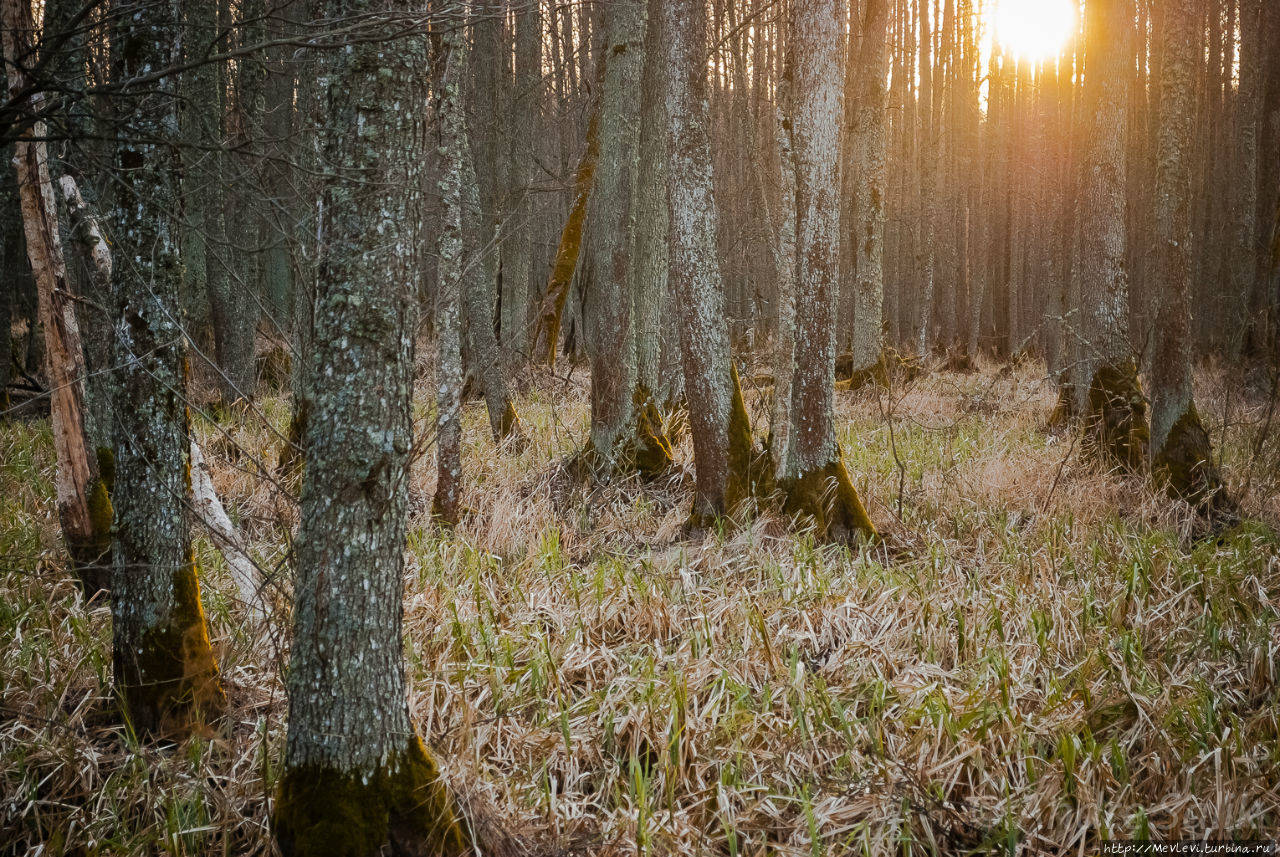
[274,735,471,857]
[1154,403,1237,522]
[1084,361,1149,472]
[780,456,877,546]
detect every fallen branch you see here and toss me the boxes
[190,439,267,625]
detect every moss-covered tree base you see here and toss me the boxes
[115,557,226,738]
[274,736,471,857]
[1154,403,1237,521]
[497,399,523,443]
[687,365,771,531]
[1048,383,1078,428]
[835,349,921,392]
[1084,361,1150,472]
[780,457,878,545]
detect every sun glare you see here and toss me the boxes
[991,0,1077,62]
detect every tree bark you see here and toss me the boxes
[432,23,467,528]
[664,0,756,525]
[107,0,226,737]
[782,0,877,545]
[1148,0,1235,518]
[847,0,890,380]
[1072,0,1148,470]
[2,0,110,594]
[274,3,469,853]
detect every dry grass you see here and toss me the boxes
[3,358,1279,855]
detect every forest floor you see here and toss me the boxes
[3,355,1280,855]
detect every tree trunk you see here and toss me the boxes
[1148,0,1235,518]
[274,4,469,854]
[1072,0,1148,470]
[847,0,890,380]
[2,0,110,595]
[106,0,226,737]
[432,21,467,529]
[501,0,541,360]
[781,0,877,545]
[664,0,756,525]
[532,107,600,366]
[581,0,669,477]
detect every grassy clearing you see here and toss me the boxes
[2,358,1279,855]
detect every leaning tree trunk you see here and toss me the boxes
[533,104,600,366]
[781,0,877,545]
[2,0,111,594]
[1072,0,1148,471]
[107,0,226,737]
[273,4,469,854]
[1147,0,1235,519]
[664,0,756,526]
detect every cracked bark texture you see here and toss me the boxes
[275,2,468,853]
[106,0,226,737]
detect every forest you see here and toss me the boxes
[1,0,1279,852]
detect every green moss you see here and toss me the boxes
[631,386,673,478]
[1084,360,1149,473]
[274,735,471,857]
[1153,403,1237,521]
[781,456,878,545]
[67,475,113,596]
[116,552,226,737]
[96,446,115,494]
[497,399,522,441]
[724,363,765,508]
